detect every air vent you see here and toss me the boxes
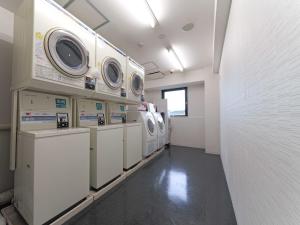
[142,61,159,74]
[145,71,166,80]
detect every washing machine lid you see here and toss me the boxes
[44,28,89,78]
[146,116,155,136]
[102,57,123,89]
[131,73,144,96]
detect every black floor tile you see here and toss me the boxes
[64,146,237,225]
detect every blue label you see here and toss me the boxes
[56,99,66,108]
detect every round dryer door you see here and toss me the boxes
[131,73,143,96]
[147,118,155,136]
[102,58,123,89]
[44,29,89,78]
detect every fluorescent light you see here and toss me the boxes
[147,0,163,21]
[118,0,159,28]
[144,0,159,28]
[167,47,184,72]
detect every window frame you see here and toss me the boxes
[161,87,188,117]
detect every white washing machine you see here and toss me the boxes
[123,123,142,170]
[126,57,145,102]
[12,0,96,95]
[89,124,124,189]
[127,111,157,158]
[77,100,124,189]
[96,35,127,98]
[15,91,90,225]
[152,112,166,149]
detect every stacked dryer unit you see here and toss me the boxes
[77,100,124,189]
[12,1,96,224]
[96,35,127,99]
[12,0,97,96]
[126,57,145,102]
[15,91,90,225]
[11,1,148,224]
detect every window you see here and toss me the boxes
[162,87,188,117]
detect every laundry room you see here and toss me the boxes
[0,0,299,225]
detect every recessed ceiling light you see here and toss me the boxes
[137,42,144,48]
[182,23,194,31]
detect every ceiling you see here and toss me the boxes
[1,0,215,75]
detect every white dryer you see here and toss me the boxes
[96,35,127,98]
[127,111,158,158]
[126,57,145,102]
[12,0,96,95]
[152,112,166,149]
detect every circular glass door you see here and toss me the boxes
[44,29,89,78]
[131,73,143,96]
[102,57,123,89]
[147,118,155,135]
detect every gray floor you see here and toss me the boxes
[64,146,237,225]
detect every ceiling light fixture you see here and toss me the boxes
[144,0,159,28]
[166,47,184,72]
[117,0,159,28]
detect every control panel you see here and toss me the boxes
[19,91,72,131]
[107,103,127,124]
[77,99,106,127]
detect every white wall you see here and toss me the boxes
[146,84,205,149]
[0,6,14,193]
[145,66,220,154]
[220,0,300,224]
